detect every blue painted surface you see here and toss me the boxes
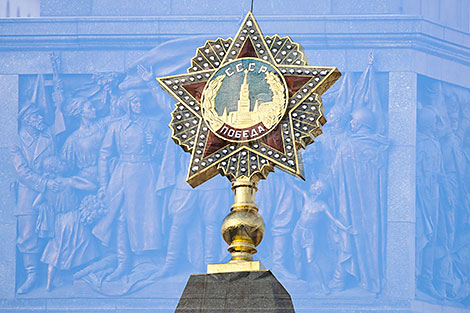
[0,1,470,312]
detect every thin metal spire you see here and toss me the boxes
[6,0,10,17]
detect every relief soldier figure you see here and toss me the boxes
[156,153,200,276]
[416,107,455,299]
[266,173,300,280]
[416,84,470,300]
[329,107,389,293]
[93,90,163,281]
[10,102,61,294]
[156,152,229,277]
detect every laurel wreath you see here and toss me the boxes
[262,71,286,129]
[202,74,226,130]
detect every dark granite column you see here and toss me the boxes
[175,271,295,313]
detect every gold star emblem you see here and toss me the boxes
[157,12,341,187]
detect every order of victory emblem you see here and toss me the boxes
[157,13,341,188]
[158,12,341,269]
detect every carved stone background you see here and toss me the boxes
[1,1,470,312]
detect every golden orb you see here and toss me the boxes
[220,177,265,262]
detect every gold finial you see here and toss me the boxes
[221,177,265,262]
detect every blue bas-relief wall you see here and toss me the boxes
[416,77,470,304]
[1,0,470,312]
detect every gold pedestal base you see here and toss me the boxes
[207,261,266,274]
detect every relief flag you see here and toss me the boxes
[351,53,385,134]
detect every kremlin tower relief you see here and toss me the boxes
[220,69,280,129]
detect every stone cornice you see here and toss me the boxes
[0,15,469,65]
